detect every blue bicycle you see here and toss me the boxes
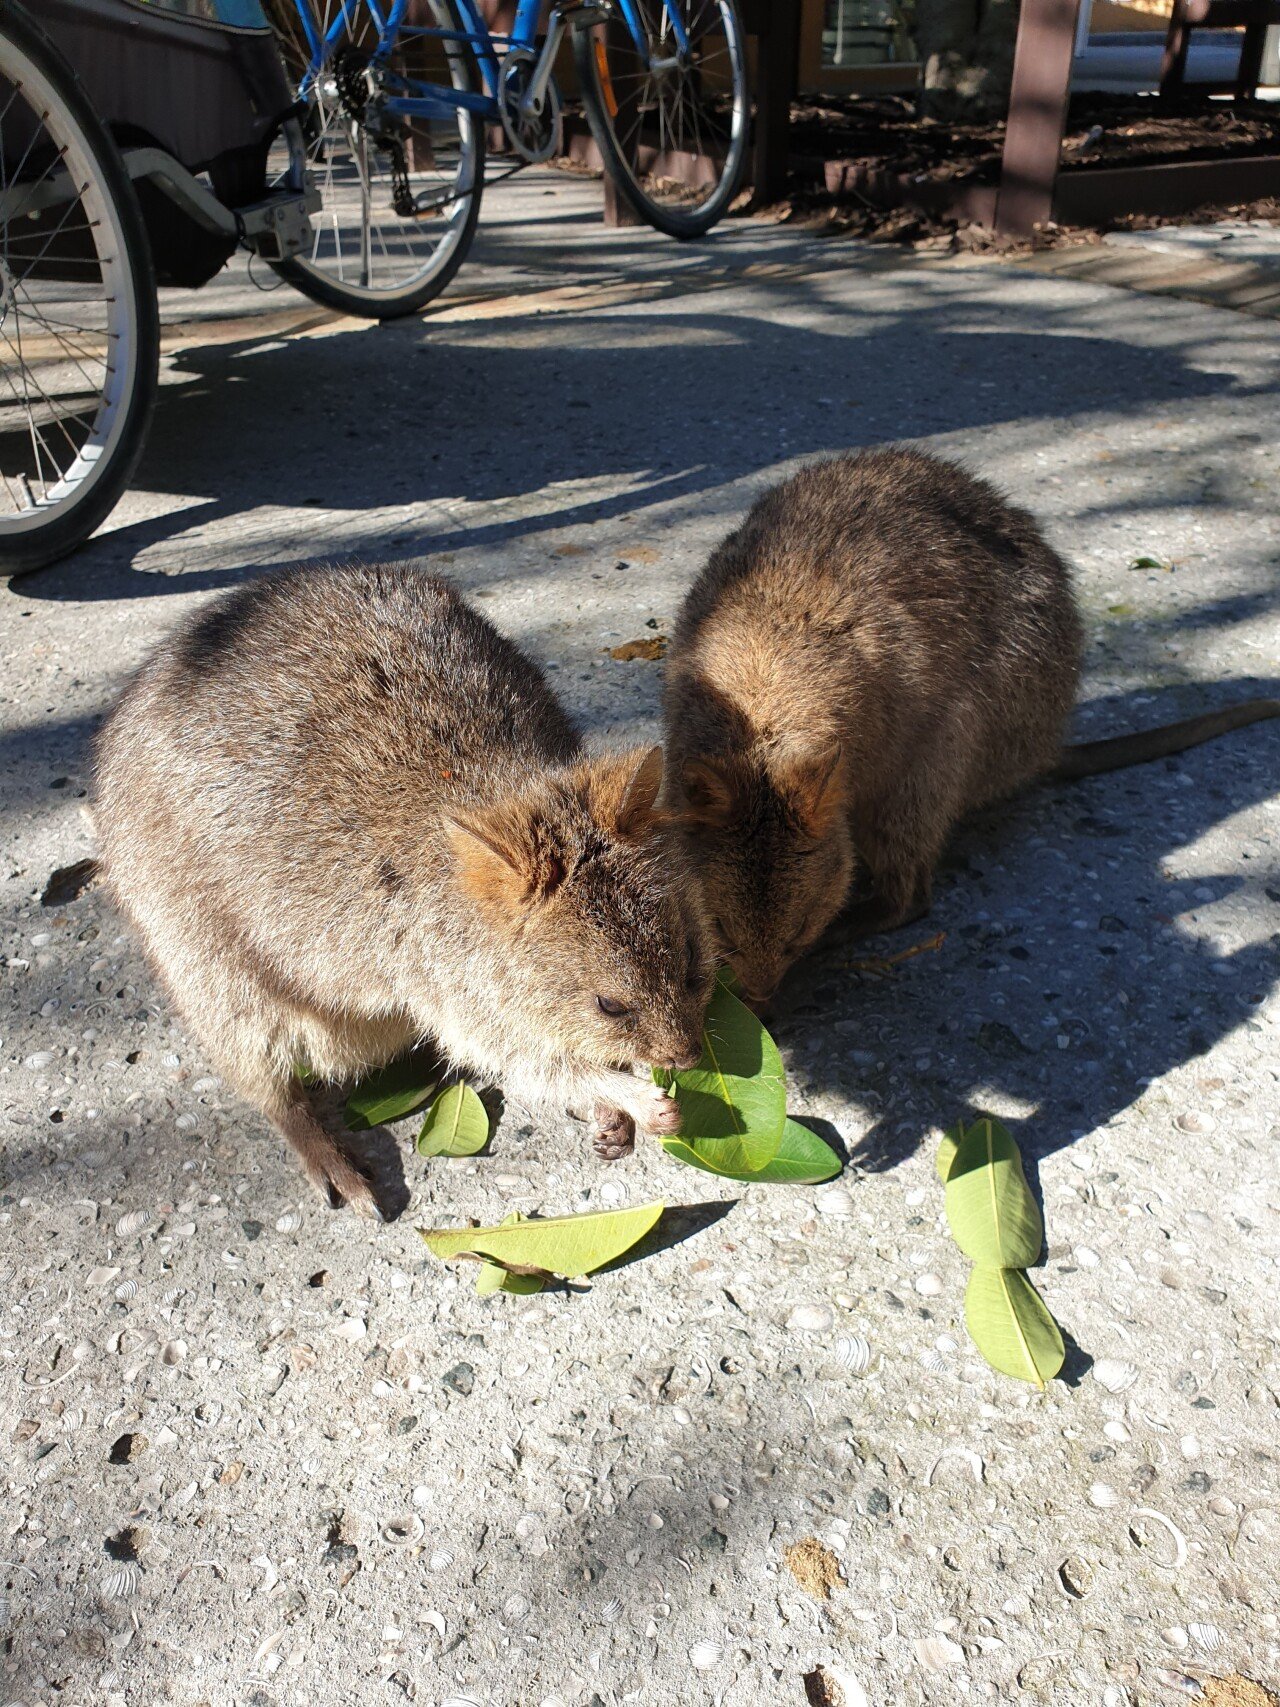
[268,0,748,318]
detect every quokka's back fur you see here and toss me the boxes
[95,565,711,1214]
[664,448,1277,1001]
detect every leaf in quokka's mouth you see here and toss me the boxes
[661,1118,840,1184]
[419,1200,665,1281]
[653,973,787,1175]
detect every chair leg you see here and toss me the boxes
[1160,0,1192,94]
[1235,18,1268,97]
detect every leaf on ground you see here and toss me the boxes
[1129,554,1170,571]
[661,1118,839,1184]
[935,1120,964,1183]
[944,1116,1043,1268]
[475,1214,545,1295]
[654,974,786,1173]
[419,1200,664,1279]
[476,1264,545,1296]
[607,636,667,661]
[964,1266,1064,1389]
[344,1051,438,1130]
[416,1082,489,1157]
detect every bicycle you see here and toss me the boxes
[0,0,315,574]
[268,0,750,319]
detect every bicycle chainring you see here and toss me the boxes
[497,51,562,165]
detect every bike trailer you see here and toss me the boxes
[39,0,296,284]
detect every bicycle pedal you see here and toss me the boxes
[238,189,321,263]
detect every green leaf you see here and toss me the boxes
[1129,554,1168,571]
[416,1082,489,1157]
[419,1200,664,1279]
[944,1117,1043,1268]
[344,1050,438,1131]
[653,974,786,1173]
[661,1118,840,1184]
[964,1266,1064,1389]
[936,1120,964,1183]
[475,1215,546,1296]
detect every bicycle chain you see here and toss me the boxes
[333,47,417,218]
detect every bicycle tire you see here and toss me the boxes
[573,0,749,240]
[0,0,159,575]
[269,0,485,319]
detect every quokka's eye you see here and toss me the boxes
[596,995,632,1019]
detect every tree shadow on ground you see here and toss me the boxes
[7,275,1262,606]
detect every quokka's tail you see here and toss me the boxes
[1052,699,1280,782]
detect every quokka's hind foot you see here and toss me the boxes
[593,1104,636,1161]
[274,1096,385,1219]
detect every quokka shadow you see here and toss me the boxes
[772,681,1280,1179]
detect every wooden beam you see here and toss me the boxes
[995,0,1082,236]
[752,0,802,202]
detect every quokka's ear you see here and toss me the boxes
[445,801,565,910]
[773,740,846,839]
[680,754,745,829]
[615,745,665,839]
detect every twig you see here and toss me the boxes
[844,930,946,977]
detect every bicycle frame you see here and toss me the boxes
[290,0,687,126]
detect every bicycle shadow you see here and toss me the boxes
[9,247,1264,606]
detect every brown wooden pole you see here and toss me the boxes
[994,0,1081,236]
[752,0,801,203]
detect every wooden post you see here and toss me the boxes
[750,0,801,203]
[994,0,1081,236]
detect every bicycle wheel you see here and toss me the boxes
[268,0,484,319]
[574,0,748,240]
[0,0,158,575]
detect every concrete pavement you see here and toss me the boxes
[2,173,1279,1707]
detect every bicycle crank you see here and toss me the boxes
[497,49,562,165]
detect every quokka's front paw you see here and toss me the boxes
[640,1083,682,1138]
[593,1104,636,1161]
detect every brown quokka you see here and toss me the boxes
[664,448,1280,1004]
[94,565,712,1216]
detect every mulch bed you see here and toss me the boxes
[744,91,1280,250]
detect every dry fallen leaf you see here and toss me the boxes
[782,1535,843,1600]
[41,857,99,908]
[607,636,667,662]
